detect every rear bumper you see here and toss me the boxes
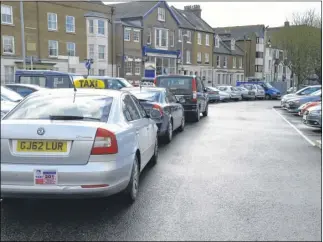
[1,155,133,199]
[183,104,198,113]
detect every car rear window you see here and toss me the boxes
[156,77,192,91]
[4,95,113,122]
[130,90,161,102]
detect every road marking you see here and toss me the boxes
[272,108,316,147]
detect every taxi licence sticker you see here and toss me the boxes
[73,79,106,89]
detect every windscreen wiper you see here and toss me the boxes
[49,115,100,121]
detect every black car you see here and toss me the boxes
[154,75,208,122]
[123,87,185,144]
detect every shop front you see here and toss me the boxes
[142,46,180,79]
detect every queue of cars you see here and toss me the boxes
[0,74,210,204]
[281,85,322,129]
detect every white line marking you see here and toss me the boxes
[272,108,316,146]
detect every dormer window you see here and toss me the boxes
[158,8,165,22]
[231,39,235,50]
[215,35,220,48]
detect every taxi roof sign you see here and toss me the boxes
[73,79,105,89]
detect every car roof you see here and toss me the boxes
[87,76,126,80]
[122,86,166,92]
[156,75,196,78]
[28,88,125,98]
[4,83,44,90]
[15,69,80,76]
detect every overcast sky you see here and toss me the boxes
[105,1,321,28]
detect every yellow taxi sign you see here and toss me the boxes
[73,79,106,89]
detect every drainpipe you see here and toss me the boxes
[110,7,115,77]
[20,1,26,69]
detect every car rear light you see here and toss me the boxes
[192,78,197,102]
[91,128,118,155]
[150,104,164,118]
[153,78,157,85]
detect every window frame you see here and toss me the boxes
[147,28,151,44]
[186,30,191,43]
[157,7,166,22]
[98,45,105,60]
[233,56,236,68]
[155,28,168,49]
[47,12,58,31]
[66,42,76,56]
[133,29,140,42]
[205,34,209,46]
[186,50,191,64]
[66,15,75,33]
[2,35,14,55]
[48,40,58,57]
[197,52,202,63]
[1,5,13,25]
[88,19,94,34]
[124,28,131,41]
[223,56,227,68]
[97,19,105,35]
[197,32,202,45]
[205,53,209,64]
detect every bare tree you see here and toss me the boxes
[272,9,321,87]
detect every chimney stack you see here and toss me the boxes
[284,21,290,27]
[184,5,201,18]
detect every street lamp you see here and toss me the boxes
[181,33,189,74]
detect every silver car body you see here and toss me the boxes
[1,86,23,102]
[303,104,322,128]
[1,101,17,118]
[217,85,242,101]
[236,86,256,99]
[281,85,321,108]
[219,91,230,101]
[240,84,263,99]
[1,88,158,199]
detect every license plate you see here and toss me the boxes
[34,169,57,185]
[16,140,67,152]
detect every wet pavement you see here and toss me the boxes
[1,100,321,241]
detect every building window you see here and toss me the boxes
[48,40,58,57]
[98,69,105,76]
[216,56,220,67]
[231,39,235,50]
[197,52,202,63]
[255,65,263,72]
[205,34,209,46]
[186,50,191,64]
[217,74,221,84]
[98,45,105,59]
[2,36,14,54]
[197,32,202,45]
[66,16,75,33]
[155,28,168,49]
[256,37,263,44]
[268,60,272,71]
[147,28,151,44]
[256,52,264,58]
[215,36,220,48]
[88,19,94,34]
[98,20,105,35]
[124,28,131,41]
[233,57,236,68]
[4,66,14,83]
[133,29,140,42]
[125,61,133,75]
[170,31,174,47]
[66,42,75,56]
[169,58,176,74]
[178,29,182,42]
[186,31,191,43]
[157,8,165,22]
[223,56,227,67]
[47,13,57,31]
[205,53,209,64]
[239,57,243,68]
[135,61,141,75]
[1,5,13,24]
[88,44,94,59]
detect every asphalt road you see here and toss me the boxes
[1,100,321,241]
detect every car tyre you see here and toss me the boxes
[202,103,208,117]
[150,136,158,165]
[123,155,140,203]
[193,107,200,122]
[178,115,185,132]
[163,119,173,144]
[265,94,271,100]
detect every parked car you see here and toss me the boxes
[287,86,297,94]
[298,101,321,116]
[154,75,208,122]
[303,104,322,129]
[1,88,159,203]
[123,86,185,143]
[1,86,23,103]
[286,89,321,113]
[240,84,264,100]
[217,86,242,101]
[235,86,256,100]
[76,76,133,90]
[219,90,230,102]
[5,83,45,97]
[236,80,281,99]
[206,86,220,103]
[281,85,321,108]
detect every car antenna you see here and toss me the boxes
[72,80,77,103]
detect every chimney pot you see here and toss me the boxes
[284,21,290,27]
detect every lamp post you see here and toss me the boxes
[181,33,189,74]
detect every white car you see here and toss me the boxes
[217,85,242,101]
[1,88,159,203]
[240,84,264,99]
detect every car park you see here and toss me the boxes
[217,85,242,101]
[123,86,185,143]
[1,88,159,203]
[235,86,256,100]
[285,89,321,113]
[303,104,322,129]
[5,83,45,97]
[154,75,208,122]
[206,86,220,103]
[281,85,321,108]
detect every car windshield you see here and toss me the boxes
[156,77,192,94]
[1,86,23,102]
[310,90,321,96]
[264,83,274,89]
[218,87,227,91]
[241,85,252,90]
[130,90,161,102]
[4,95,113,121]
[116,78,133,87]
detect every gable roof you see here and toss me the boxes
[214,37,244,56]
[171,7,195,30]
[109,1,180,25]
[214,25,265,40]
